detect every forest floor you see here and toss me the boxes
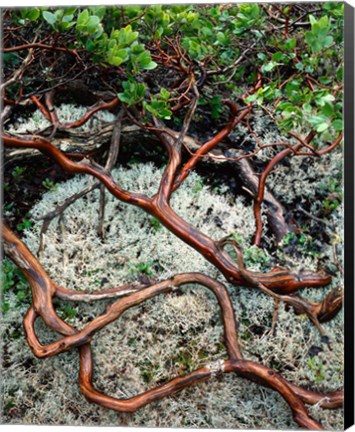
[2,104,344,429]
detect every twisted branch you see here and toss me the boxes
[2,131,332,294]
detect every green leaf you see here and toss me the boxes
[42,11,57,26]
[117,80,146,106]
[332,119,343,131]
[89,6,106,19]
[319,77,332,85]
[144,101,171,119]
[322,102,334,117]
[110,56,124,66]
[142,61,157,70]
[303,102,312,113]
[262,61,277,73]
[130,42,145,54]
[136,51,151,65]
[285,38,296,50]
[116,48,129,61]
[280,117,295,132]
[133,49,157,71]
[159,88,170,101]
[54,9,64,20]
[107,47,128,66]
[77,9,89,25]
[217,31,229,45]
[324,35,334,47]
[120,25,139,46]
[87,15,100,26]
[271,52,287,62]
[155,27,164,38]
[316,122,329,132]
[277,102,295,112]
[60,21,76,30]
[308,114,328,125]
[257,53,267,61]
[85,40,96,52]
[245,93,258,103]
[117,92,131,104]
[64,7,77,16]
[209,95,223,119]
[62,14,74,23]
[309,15,317,26]
[2,52,19,66]
[305,14,333,53]
[317,93,335,106]
[337,66,343,81]
[22,8,40,21]
[87,15,101,34]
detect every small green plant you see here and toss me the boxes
[143,88,172,120]
[139,359,161,384]
[308,356,326,383]
[209,96,223,120]
[2,258,31,312]
[129,261,153,276]
[282,232,298,246]
[148,217,162,232]
[305,15,333,54]
[83,268,101,276]
[282,231,320,258]
[57,304,78,321]
[42,178,58,191]
[42,8,77,32]
[127,337,137,347]
[41,7,157,71]
[323,197,341,213]
[4,202,14,213]
[234,3,261,35]
[3,398,16,414]
[17,7,41,23]
[11,166,26,180]
[16,213,33,232]
[192,179,204,194]
[118,81,171,119]
[229,232,244,244]
[319,177,342,214]
[118,80,146,106]
[244,245,270,267]
[223,234,270,270]
[171,349,196,373]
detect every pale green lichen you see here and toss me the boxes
[5,104,116,135]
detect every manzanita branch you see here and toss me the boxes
[2,131,333,294]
